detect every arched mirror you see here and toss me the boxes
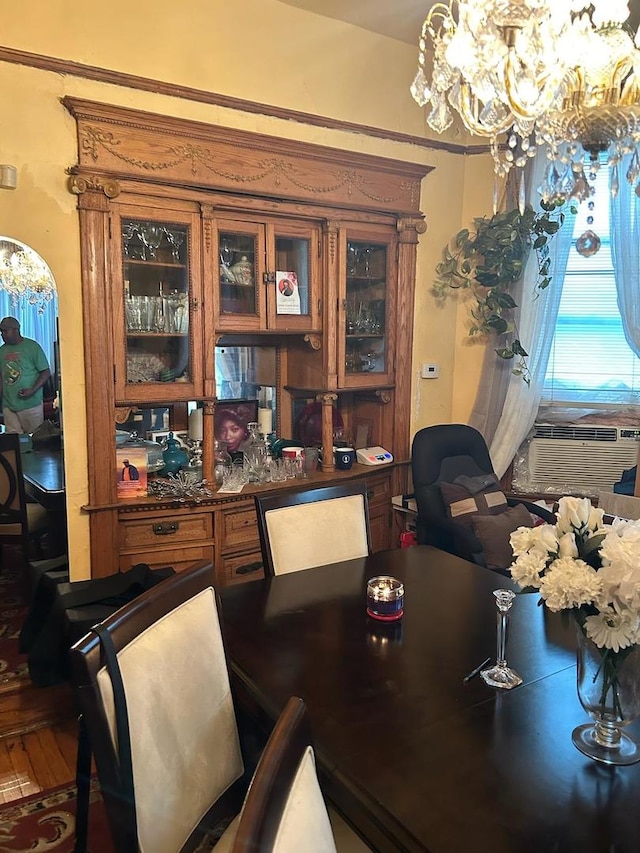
[0,238,64,560]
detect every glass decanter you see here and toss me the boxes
[481,589,523,690]
[243,421,267,483]
[213,440,232,487]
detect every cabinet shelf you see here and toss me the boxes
[126,332,188,338]
[346,333,385,340]
[346,276,385,285]
[125,258,186,270]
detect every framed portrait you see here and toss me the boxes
[214,399,259,454]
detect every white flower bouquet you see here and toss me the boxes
[509,495,640,651]
[510,495,640,744]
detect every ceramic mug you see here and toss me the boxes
[334,446,355,470]
[282,446,305,460]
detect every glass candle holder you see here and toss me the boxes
[366,576,404,622]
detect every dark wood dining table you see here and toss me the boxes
[219,545,640,853]
[21,446,65,512]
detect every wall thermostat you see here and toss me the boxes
[356,446,393,466]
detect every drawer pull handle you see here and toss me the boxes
[153,522,178,536]
[235,562,263,575]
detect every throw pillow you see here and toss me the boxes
[472,503,534,571]
[439,479,508,527]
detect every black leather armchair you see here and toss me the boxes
[411,424,555,573]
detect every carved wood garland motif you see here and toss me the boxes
[63,98,429,215]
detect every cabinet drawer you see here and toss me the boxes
[119,544,215,573]
[370,506,392,553]
[219,549,265,586]
[120,513,213,550]
[220,505,259,552]
[365,473,392,508]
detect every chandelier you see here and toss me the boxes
[410,1,640,204]
[0,241,56,314]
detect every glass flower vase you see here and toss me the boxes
[572,628,640,766]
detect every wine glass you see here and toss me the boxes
[138,223,164,260]
[164,227,185,262]
[122,221,138,257]
[219,237,235,283]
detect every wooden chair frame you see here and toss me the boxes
[232,697,325,852]
[0,431,46,561]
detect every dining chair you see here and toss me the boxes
[69,560,247,853]
[0,431,49,564]
[219,696,338,853]
[254,481,371,576]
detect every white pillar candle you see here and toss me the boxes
[189,408,203,441]
[258,407,273,436]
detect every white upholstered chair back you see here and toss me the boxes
[96,585,243,853]
[255,482,371,576]
[69,562,245,853]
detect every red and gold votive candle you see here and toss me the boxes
[366,576,404,621]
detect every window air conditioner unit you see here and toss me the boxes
[524,424,640,495]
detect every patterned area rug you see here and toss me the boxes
[0,778,113,853]
[0,779,230,851]
[0,557,29,686]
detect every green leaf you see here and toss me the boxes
[496,347,515,360]
[487,315,509,334]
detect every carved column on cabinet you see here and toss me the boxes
[317,392,338,472]
[396,216,426,462]
[202,400,215,484]
[68,173,122,576]
[323,220,341,389]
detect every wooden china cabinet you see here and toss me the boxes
[64,98,429,583]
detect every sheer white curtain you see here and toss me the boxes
[489,157,576,477]
[610,155,640,357]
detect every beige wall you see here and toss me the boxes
[0,0,493,577]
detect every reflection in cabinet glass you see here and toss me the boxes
[219,232,257,315]
[345,241,387,376]
[122,219,191,384]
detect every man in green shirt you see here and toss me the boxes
[0,317,51,434]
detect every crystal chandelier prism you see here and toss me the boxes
[0,241,56,314]
[410,1,640,203]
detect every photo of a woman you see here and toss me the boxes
[214,403,256,454]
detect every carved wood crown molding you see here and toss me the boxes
[63,98,429,215]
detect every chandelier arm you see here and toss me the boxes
[503,57,564,122]
[457,83,513,137]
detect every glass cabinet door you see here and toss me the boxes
[340,237,394,387]
[115,210,200,401]
[214,217,319,332]
[215,221,265,330]
[266,222,320,331]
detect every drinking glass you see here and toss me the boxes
[138,224,164,260]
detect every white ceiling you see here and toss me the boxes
[275,0,427,46]
[276,0,640,46]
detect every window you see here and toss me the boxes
[542,164,640,405]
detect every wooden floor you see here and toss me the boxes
[0,545,79,806]
[0,716,78,804]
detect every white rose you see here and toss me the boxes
[556,496,591,534]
